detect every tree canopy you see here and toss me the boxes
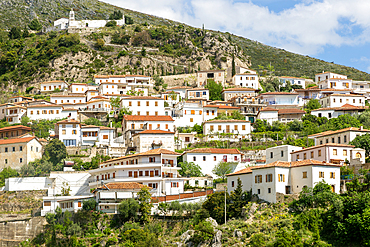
[29,19,42,31]
[44,139,67,167]
[205,80,223,101]
[212,161,238,181]
[179,161,203,177]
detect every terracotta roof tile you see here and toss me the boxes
[167,86,192,90]
[312,104,367,111]
[205,119,249,123]
[56,119,80,124]
[184,148,241,154]
[0,125,31,132]
[123,115,174,121]
[226,167,253,176]
[291,143,355,154]
[40,80,65,84]
[222,88,257,92]
[308,127,370,137]
[0,136,36,145]
[137,130,175,134]
[259,107,278,112]
[260,92,298,95]
[278,108,306,114]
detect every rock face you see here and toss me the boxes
[0,217,47,247]
[211,230,222,247]
[205,217,218,228]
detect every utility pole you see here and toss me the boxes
[224,185,227,224]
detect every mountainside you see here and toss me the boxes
[0,0,370,95]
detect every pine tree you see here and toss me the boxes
[232,54,236,77]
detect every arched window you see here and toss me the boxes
[356,152,362,159]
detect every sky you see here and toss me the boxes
[101,0,370,73]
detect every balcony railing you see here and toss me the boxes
[80,108,111,112]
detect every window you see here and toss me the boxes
[255,175,262,183]
[310,151,314,159]
[281,150,284,157]
[232,181,235,187]
[5,147,8,152]
[214,156,216,161]
[333,149,337,155]
[268,188,271,193]
[129,101,132,106]
[319,171,324,178]
[157,124,160,129]
[137,111,140,115]
[218,125,221,131]
[146,111,150,116]
[155,111,158,116]
[343,149,347,156]
[353,99,356,103]
[171,182,179,188]
[210,125,214,131]
[303,172,307,178]
[278,174,285,182]
[165,124,168,129]
[193,156,196,161]
[344,135,347,143]
[19,146,22,151]
[266,174,273,182]
[356,152,362,158]
[304,153,307,159]
[5,159,7,164]
[212,110,215,115]
[234,125,238,130]
[203,156,206,161]
[318,150,321,157]
[155,101,158,106]
[44,201,51,206]
[338,137,341,144]
[103,135,108,139]
[242,125,246,130]
[12,147,15,152]
[257,189,260,194]
[330,172,335,179]
[20,158,22,163]
[145,171,149,176]
[137,101,141,106]
[190,118,193,122]
[270,152,273,159]
[72,130,77,135]
[129,171,132,177]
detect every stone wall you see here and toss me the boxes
[0,216,46,247]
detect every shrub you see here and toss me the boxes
[105,20,117,27]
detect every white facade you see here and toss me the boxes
[27,105,64,121]
[186,88,209,100]
[222,88,258,102]
[132,130,175,153]
[121,96,165,116]
[227,160,341,203]
[260,92,299,106]
[50,94,86,104]
[41,81,68,93]
[182,148,242,177]
[266,145,303,164]
[315,72,347,83]
[309,127,370,146]
[232,74,259,89]
[5,106,26,124]
[320,94,365,108]
[166,86,191,100]
[256,108,279,125]
[173,102,205,127]
[279,77,306,89]
[203,120,251,139]
[87,149,185,196]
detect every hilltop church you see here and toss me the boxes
[53,9,125,30]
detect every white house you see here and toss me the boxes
[175,132,199,149]
[41,80,68,93]
[222,88,258,102]
[121,96,165,116]
[294,86,322,106]
[227,159,341,203]
[0,136,43,169]
[8,96,33,103]
[166,86,191,99]
[266,145,303,164]
[311,104,367,119]
[319,94,365,108]
[69,83,96,94]
[55,119,81,147]
[80,125,115,147]
[277,108,306,123]
[308,126,370,146]
[203,119,251,141]
[279,76,306,89]
[161,91,181,107]
[232,74,259,89]
[132,130,175,153]
[291,143,365,165]
[5,105,26,124]
[50,94,86,104]
[27,104,64,121]
[186,88,209,100]
[173,101,205,127]
[260,92,299,106]
[182,148,243,177]
[87,148,185,197]
[315,71,348,83]
[256,107,278,125]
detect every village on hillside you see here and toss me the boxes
[1,63,369,215]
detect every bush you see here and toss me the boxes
[105,20,117,27]
[82,198,97,211]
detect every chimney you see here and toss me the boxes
[360,126,363,130]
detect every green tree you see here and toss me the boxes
[230,110,245,120]
[350,133,370,157]
[141,47,147,57]
[212,161,238,182]
[306,99,321,112]
[205,80,223,101]
[125,16,134,25]
[44,139,67,167]
[83,118,103,126]
[229,178,250,218]
[179,161,203,177]
[192,123,203,134]
[158,202,169,218]
[110,96,121,109]
[253,119,271,132]
[137,187,153,223]
[202,191,230,224]
[231,54,236,77]
[0,167,19,187]
[29,19,42,31]
[105,20,117,27]
[110,10,123,20]
[8,27,22,39]
[118,198,140,222]
[95,38,105,50]
[82,198,97,211]
[21,116,31,126]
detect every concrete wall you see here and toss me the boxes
[5,177,53,191]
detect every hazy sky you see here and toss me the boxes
[101,0,370,73]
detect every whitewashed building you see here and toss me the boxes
[121,96,165,116]
[227,159,341,203]
[182,148,243,177]
[266,145,303,164]
[308,127,370,146]
[279,76,306,89]
[41,81,69,93]
[203,119,251,141]
[87,149,185,196]
[311,104,367,119]
[5,105,26,124]
[132,130,175,153]
[256,107,278,125]
[50,94,86,104]
[186,88,209,100]
[222,88,258,101]
[260,92,299,106]
[319,94,365,108]
[232,74,259,89]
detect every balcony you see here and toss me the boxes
[80,108,111,113]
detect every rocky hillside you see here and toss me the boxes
[0,0,370,95]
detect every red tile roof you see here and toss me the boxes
[184,148,241,154]
[98,182,150,190]
[123,115,174,121]
[308,127,370,137]
[167,86,192,90]
[278,108,306,114]
[137,130,175,134]
[290,143,355,154]
[222,88,257,92]
[0,125,31,132]
[261,92,298,95]
[125,96,162,100]
[205,119,249,123]
[226,167,253,176]
[0,136,37,145]
[312,104,367,111]
[56,119,80,124]
[259,107,278,112]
